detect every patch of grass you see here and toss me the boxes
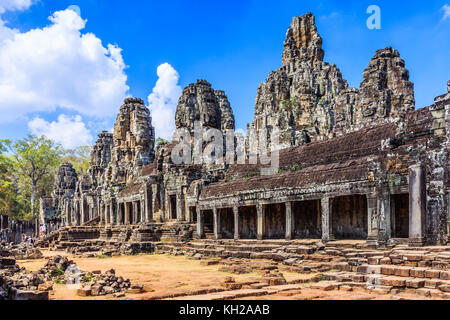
[83,274,94,283]
[243,171,259,181]
[97,254,108,259]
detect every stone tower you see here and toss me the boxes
[175,79,235,134]
[248,13,416,150]
[111,97,155,184]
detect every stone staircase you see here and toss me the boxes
[155,239,450,298]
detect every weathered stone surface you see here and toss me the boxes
[112,98,155,184]
[175,79,235,134]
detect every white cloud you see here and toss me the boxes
[442,4,450,21]
[0,0,34,14]
[28,114,93,149]
[147,63,182,140]
[0,8,129,123]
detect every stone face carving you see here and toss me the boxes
[111,98,155,184]
[248,13,416,150]
[357,47,415,123]
[89,131,113,186]
[248,13,349,148]
[175,80,235,134]
[53,163,78,199]
[282,12,324,66]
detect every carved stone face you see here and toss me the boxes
[335,113,345,123]
[363,106,377,118]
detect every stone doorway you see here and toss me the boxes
[218,208,234,239]
[189,206,197,223]
[239,206,257,239]
[168,195,177,220]
[332,195,368,239]
[391,194,409,238]
[203,210,214,236]
[264,203,286,239]
[135,201,141,223]
[293,200,321,239]
[126,202,133,224]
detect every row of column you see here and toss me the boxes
[197,164,427,246]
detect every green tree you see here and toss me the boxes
[62,146,92,174]
[8,135,63,233]
[155,137,169,150]
[0,139,15,216]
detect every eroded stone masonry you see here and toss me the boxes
[39,13,450,251]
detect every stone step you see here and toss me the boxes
[356,264,450,280]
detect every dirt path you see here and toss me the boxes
[16,250,433,300]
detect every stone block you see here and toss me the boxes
[77,288,91,297]
[380,266,395,275]
[310,282,336,291]
[380,277,406,287]
[440,271,450,280]
[405,279,425,288]
[410,268,427,278]
[425,269,441,279]
[393,266,410,277]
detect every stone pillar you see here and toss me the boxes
[321,197,333,242]
[409,164,427,247]
[100,203,105,225]
[257,203,265,240]
[233,206,240,240]
[140,199,145,223]
[145,186,152,222]
[213,208,221,240]
[366,194,378,246]
[116,203,122,225]
[378,193,391,244]
[124,202,130,225]
[285,201,293,240]
[196,208,204,238]
[176,193,182,221]
[110,203,114,225]
[81,199,85,224]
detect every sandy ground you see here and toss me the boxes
[16,250,432,300]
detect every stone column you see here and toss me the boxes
[110,203,114,225]
[378,193,391,244]
[233,206,240,240]
[366,194,378,246]
[145,186,152,222]
[176,193,182,221]
[124,202,130,225]
[213,208,221,240]
[133,201,139,224]
[116,203,122,225]
[196,208,204,238]
[140,199,145,223]
[409,164,427,247]
[257,203,266,240]
[285,201,293,240]
[100,203,105,225]
[80,199,85,224]
[321,197,333,242]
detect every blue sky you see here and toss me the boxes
[0,0,449,148]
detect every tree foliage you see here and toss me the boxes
[62,146,92,174]
[155,137,169,150]
[0,139,15,217]
[6,135,63,223]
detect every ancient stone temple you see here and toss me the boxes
[39,12,450,250]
